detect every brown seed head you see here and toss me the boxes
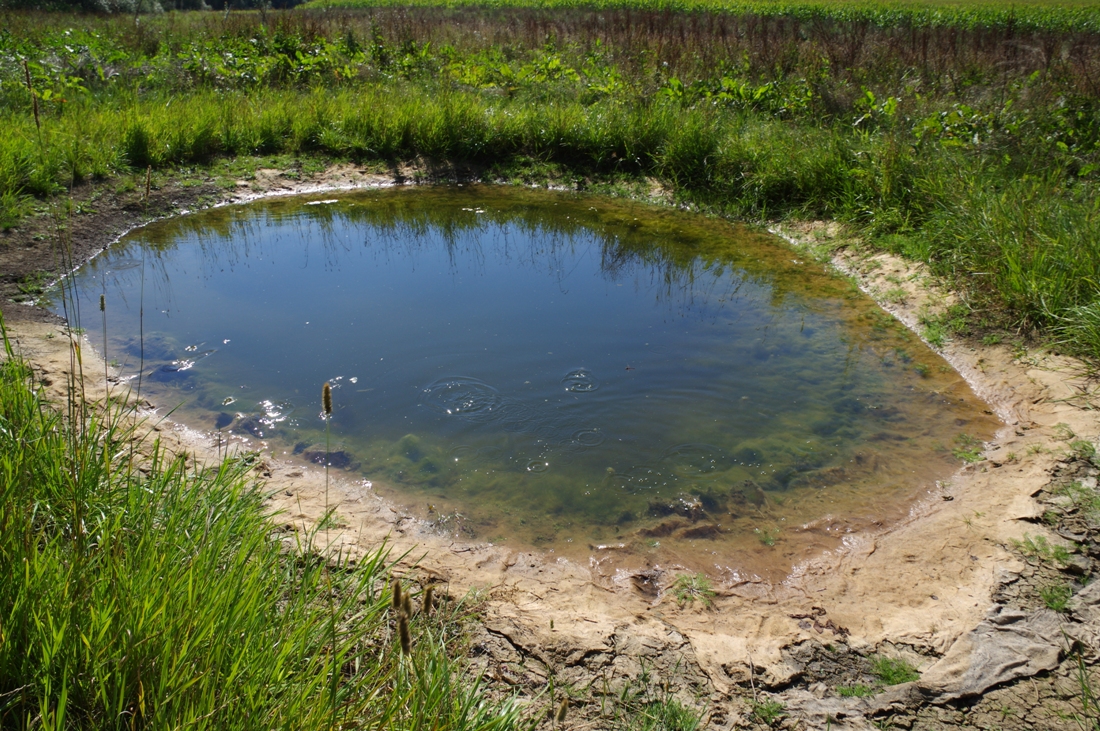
[423,586,434,616]
[398,612,412,655]
[402,592,413,618]
[99,294,105,312]
[555,698,569,724]
[391,579,402,611]
[322,382,332,416]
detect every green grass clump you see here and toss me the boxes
[0,324,527,731]
[836,684,876,697]
[870,655,920,685]
[1040,584,1074,612]
[1012,533,1075,568]
[672,573,716,608]
[749,698,786,726]
[952,433,984,463]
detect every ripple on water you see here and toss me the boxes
[526,459,550,473]
[562,368,600,393]
[571,428,605,448]
[421,377,504,421]
[449,445,479,463]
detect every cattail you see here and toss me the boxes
[397,612,412,655]
[322,382,332,417]
[144,166,151,203]
[402,592,413,618]
[555,698,569,724]
[99,294,105,312]
[391,579,402,611]
[423,585,434,616]
[23,60,39,133]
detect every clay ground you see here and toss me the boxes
[2,165,1099,730]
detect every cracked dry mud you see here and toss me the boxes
[2,170,1098,730]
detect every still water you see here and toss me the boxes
[58,187,998,578]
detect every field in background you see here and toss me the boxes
[305,0,1100,31]
[1,3,1098,358]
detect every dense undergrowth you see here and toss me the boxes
[1,6,1099,359]
[0,319,533,729]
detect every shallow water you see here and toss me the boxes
[58,186,999,580]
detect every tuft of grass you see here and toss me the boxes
[1011,533,1075,568]
[870,655,920,685]
[952,433,984,463]
[837,684,876,698]
[1069,440,1098,462]
[672,573,716,608]
[1040,584,1074,612]
[754,527,780,546]
[749,698,786,727]
[1055,481,1100,518]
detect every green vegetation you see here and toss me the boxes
[870,655,920,685]
[672,573,716,608]
[837,684,876,698]
[305,0,1100,33]
[1012,533,1076,567]
[1055,480,1100,518]
[754,527,780,546]
[601,679,702,731]
[749,698,786,726]
[952,433,984,463]
[0,322,528,730]
[1039,583,1074,612]
[2,7,1099,359]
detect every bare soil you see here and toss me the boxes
[3,169,1098,730]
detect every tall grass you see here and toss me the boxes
[0,319,529,730]
[1,7,1099,359]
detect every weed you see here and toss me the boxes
[837,684,876,698]
[1012,534,1075,568]
[952,433,983,463]
[982,333,1002,346]
[754,527,780,546]
[672,573,716,608]
[14,270,49,302]
[882,287,907,304]
[870,655,920,685]
[1040,584,1074,612]
[1055,481,1100,517]
[750,698,786,727]
[1054,423,1077,441]
[1069,440,1098,462]
[913,363,930,378]
[921,318,948,348]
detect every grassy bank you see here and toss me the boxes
[1,6,1098,359]
[0,320,533,729]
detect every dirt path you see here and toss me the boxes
[3,168,1098,730]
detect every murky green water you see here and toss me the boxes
[59,187,998,578]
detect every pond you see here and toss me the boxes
[58,186,999,579]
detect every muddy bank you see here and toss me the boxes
[3,169,1098,729]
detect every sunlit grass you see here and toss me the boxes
[0,323,529,731]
